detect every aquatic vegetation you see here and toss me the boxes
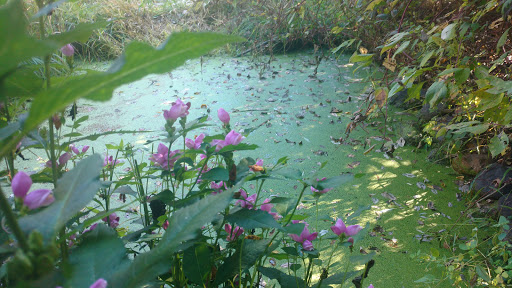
[0,1,371,287]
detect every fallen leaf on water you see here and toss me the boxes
[347,161,360,169]
[364,144,376,155]
[381,192,397,201]
[313,150,328,156]
[403,173,416,178]
[416,182,427,190]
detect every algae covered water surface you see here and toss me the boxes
[11,52,465,287]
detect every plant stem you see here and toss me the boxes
[0,187,29,253]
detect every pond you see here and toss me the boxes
[8,51,465,287]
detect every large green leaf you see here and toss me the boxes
[426,81,448,107]
[489,133,509,158]
[258,266,308,288]
[67,225,129,288]
[226,209,282,230]
[0,0,57,78]
[0,0,105,82]
[19,154,103,242]
[201,167,229,181]
[183,244,212,286]
[320,270,360,286]
[23,32,245,133]
[215,239,276,285]
[109,187,234,287]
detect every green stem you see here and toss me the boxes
[315,241,340,288]
[0,187,29,253]
[250,184,309,287]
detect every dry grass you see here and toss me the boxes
[25,0,215,60]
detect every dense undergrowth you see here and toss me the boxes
[2,0,512,287]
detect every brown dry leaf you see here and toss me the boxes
[375,88,388,108]
[383,57,396,72]
[364,144,376,155]
[347,161,360,169]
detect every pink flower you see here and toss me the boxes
[302,240,314,251]
[368,285,374,288]
[218,108,230,124]
[212,130,245,152]
[163,220,169,230]
[211,181,227,195]
[102,213,120,228]
[70,144,89,155]
[185,133,205,150]
[69,144,80,155]
[330,218,362,237]
[103,155,120,168]
[310,177,333,195]
[260,198,281,220]
[89,278,107,288]
[163,98,191,121]
[149,143,180,169]
[225,224,244,241]
[60,44,74,57]
[58,152,71,167]
[24,189,54,210]
[83,223,98,234]
[289,224,318,248]
[224,130,244,146]
[236,190,256,209]
[45,153,72,168]
[12,171,32,199]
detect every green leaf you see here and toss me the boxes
[201,167,229,181]
[393,40,410,58]
[215,239,276,285]
[430,248,440,258]
[497,28,510,51]
[183,244,212,286]
[476,265,491,282]
[366,0,385,10]
[284,223,306,236]
[23,32,245,133]
[316,174,354,190]
[349,251,376,265]
[67,225,129,288]
[349,52,374,63]
[273,168,302,180]
[476,92,504,111]
[419,50,434,67]
[489,133,509,158]
[217,143,258,153]
[269,197,296,216]
[445,121,489,135]
[226,209,282,230]
[441,23,457,40]
[454,68,471,85]
[258,266,308,288]
[426,81,448,107]
[4,67,43,98]
[48,21,106,44]
[19,155,103,242]
[109,186,234,287]
[320,271,360,286]
[0,0,58,79]
[406,82,424,102]
[414,274,438,283]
